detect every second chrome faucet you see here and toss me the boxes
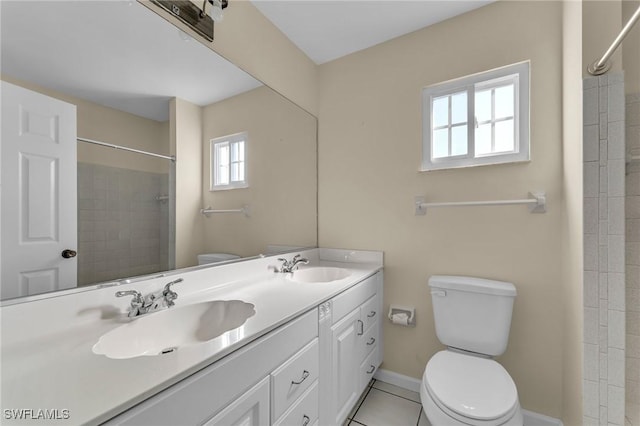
[270,254,309,273]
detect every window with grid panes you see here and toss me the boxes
[422,62,530,171]
[210,132,247,190]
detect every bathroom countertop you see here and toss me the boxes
[0,249,382,425]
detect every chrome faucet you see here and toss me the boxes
[162,278,182,307]
[270,254,309,273]
[115,290,144,317]
[116,278,183,317]
[289,254,310,271]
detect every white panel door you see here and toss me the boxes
[1,81,77,299]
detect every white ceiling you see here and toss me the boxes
[1,1,261,122]
[1,1,493,122]
[251,0,495,65]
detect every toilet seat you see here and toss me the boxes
[424,350,519,424]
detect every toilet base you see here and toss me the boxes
[420,379,524,426]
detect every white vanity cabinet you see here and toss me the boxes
[0,247,384,426]
[319,271,383,426]
[105,270,383,426]
[106,308,319,426]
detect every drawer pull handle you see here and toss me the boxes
[367,337,375,345]
[357,319,364,336]
[367,365,375,374]
[367,311,376,318]
[291,370,310,385]
[302,415,310,426]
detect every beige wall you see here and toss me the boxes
[1,75,170,174]
[201,86,317,257]
[76,107,170,175]
[139,0,318,116]
[562,1,585,424]
[213,1,318,116]
[172,98,205,268]
[318,1,566,418]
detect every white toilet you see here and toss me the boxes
[197,253,240,265]
[421,275,524,426]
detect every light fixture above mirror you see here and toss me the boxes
[150,0,229,42]
[202,0,228,23]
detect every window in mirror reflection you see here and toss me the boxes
[211,132,248,190]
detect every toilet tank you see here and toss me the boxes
[197,253,240,265]
[429,275,516,357]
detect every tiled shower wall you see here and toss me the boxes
[77,163,170,285]
[626,92,640,426]
[584,73,626,426]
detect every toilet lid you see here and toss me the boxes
[424,350,518,421]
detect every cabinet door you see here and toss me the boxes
[330,308,360,424]
[204,376,269,426]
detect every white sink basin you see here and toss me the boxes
[287,267,351,283]
[92,300,255,359]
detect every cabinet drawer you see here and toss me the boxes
[360,294,379,331]
[271,338,319,421]
[203,376,269,426]
[273,380,319,426]
[359,349,378,392]
[332,273,377,324]
[359,320,378,362]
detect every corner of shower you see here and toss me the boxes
[76,138,177,287]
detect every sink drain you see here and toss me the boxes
[160,347,178,355]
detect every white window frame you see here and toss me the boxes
[210,132,248,191]
[421,61,530,171]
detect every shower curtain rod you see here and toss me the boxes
[77,137,175,162]
[588,4,640,75]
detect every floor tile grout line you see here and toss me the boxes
[350,379,424,426]
[353,384,425,426]
[347,379,375,426]
[349,383,374,423]
[370,386,422,405]
[416,406,424,426]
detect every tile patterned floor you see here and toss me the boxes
[345,379,431,426]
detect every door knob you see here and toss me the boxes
[61,249,77,259]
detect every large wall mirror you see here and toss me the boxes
[0,1,317,302]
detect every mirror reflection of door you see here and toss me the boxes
[1,82,78,298]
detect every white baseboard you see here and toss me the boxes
[521,409,564,426]
[373,368,421,393]
[373,368,563,426]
